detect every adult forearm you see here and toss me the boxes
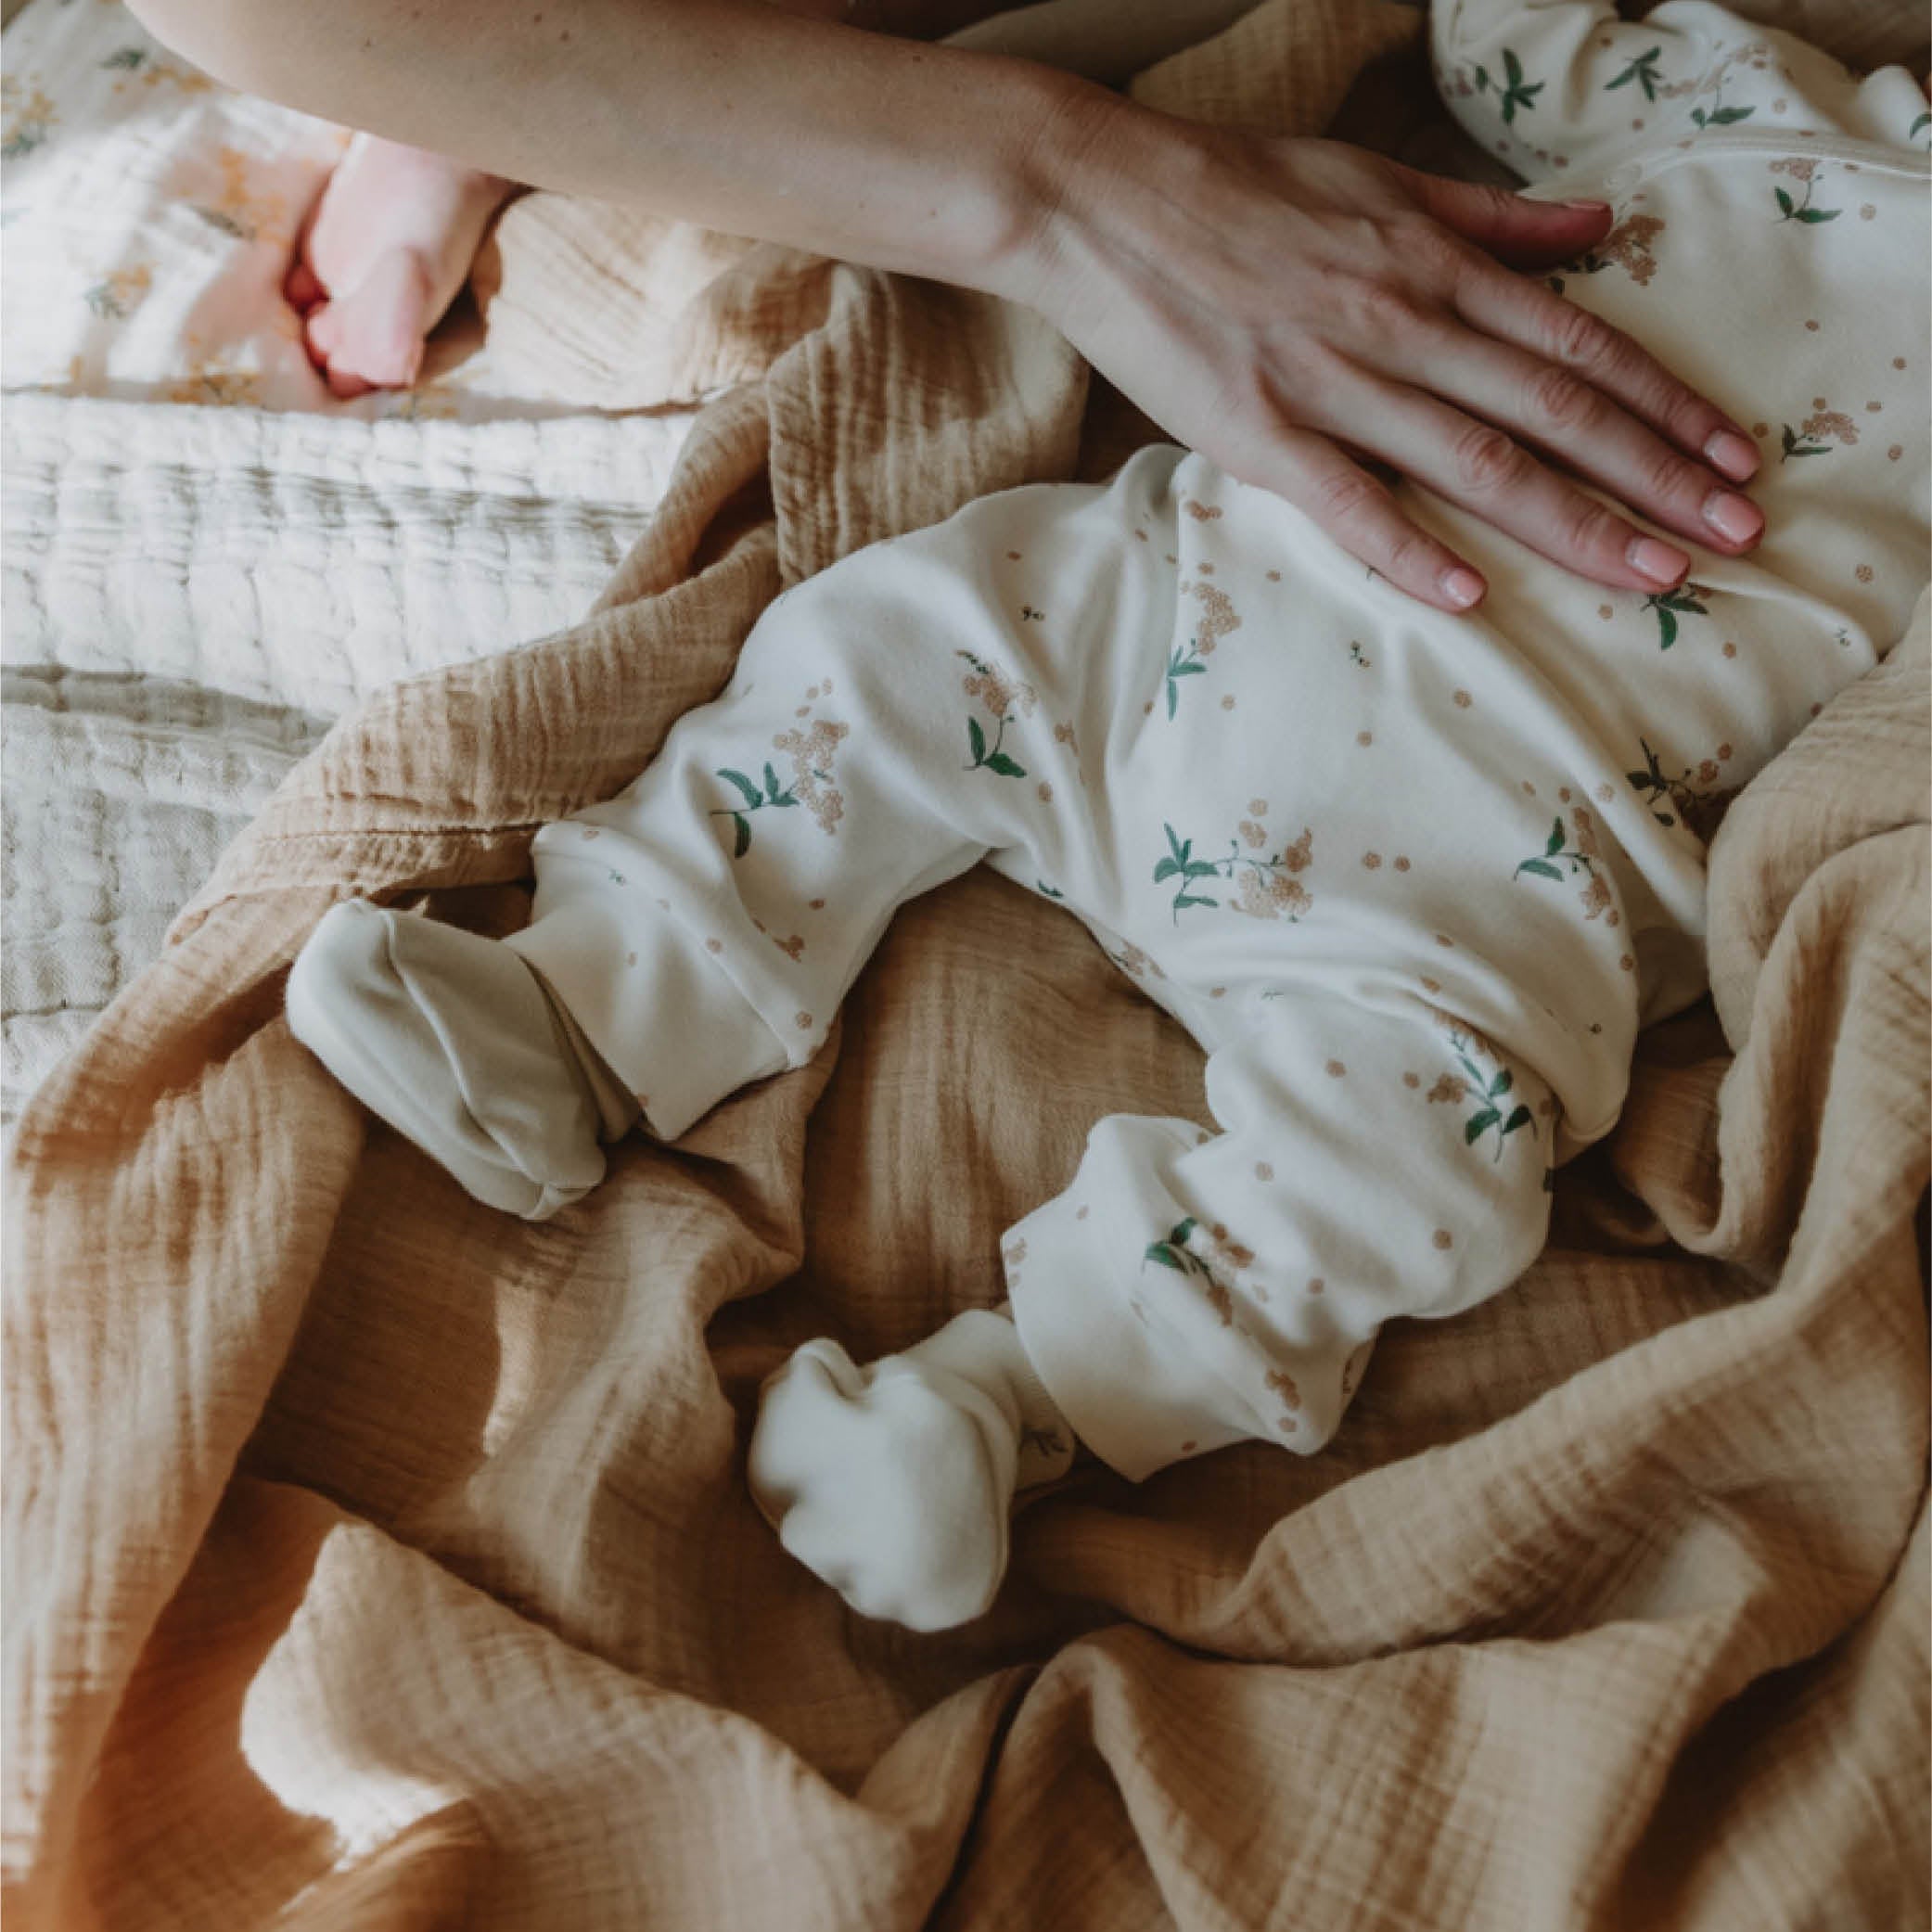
[137,0,1105,289]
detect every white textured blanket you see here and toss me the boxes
[1,0,701,1127]
[2,394,692,1125]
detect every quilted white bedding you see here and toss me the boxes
[1,396,693,1126]
[1,2,697,1128]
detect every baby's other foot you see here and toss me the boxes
[288,134,515,397]
[287,899,608,1219]
[748,1309,1073,1629]
[748,1337,1022,1631]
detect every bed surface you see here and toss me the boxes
[1,0,699,1127]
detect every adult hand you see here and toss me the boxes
[1007,108,1765,612]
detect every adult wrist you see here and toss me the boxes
[970,68,1142,313]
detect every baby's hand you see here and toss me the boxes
[748,1337,1019,1631]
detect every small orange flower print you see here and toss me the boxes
[958,649,1033,778]
[1,83,58,160]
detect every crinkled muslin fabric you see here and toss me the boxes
[6,2,1928,1926]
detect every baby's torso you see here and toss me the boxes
[957,125,1926,1143]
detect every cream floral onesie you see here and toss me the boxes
[288,1,1931,1630]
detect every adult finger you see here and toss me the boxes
[1388,319,1766,557]
[1345,375,1698,593]
[1390,164,1616,271]
[1452,261,1761,483]
[1242,424,1489,612]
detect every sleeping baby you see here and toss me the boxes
[286,0,1929,1630]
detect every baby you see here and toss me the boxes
[287,0,1929,1630]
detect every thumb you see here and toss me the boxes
[1392,165,1614,269]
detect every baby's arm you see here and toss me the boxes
[1003,990,1558,1479]
[1431,0,1918,180]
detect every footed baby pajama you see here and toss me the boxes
[288,0,1928,1629]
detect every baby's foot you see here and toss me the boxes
[287,134,515,398]
[748,1308,1073,1631]
[287,899,618,1218]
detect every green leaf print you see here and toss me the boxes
[1643,585,1709,650]
[1154,819,1317,924]
[1605,46,1663,102]
[1779,423,1831,462]
[1494,47,1545,123]
[710,763,799,855]
[1145,1218,1212,1277]
[963,696,1028,777]
[1439,1034,1541,1164]
[1514,814,1599,884]
[99,46,148,70]
[1772,173,1840,224]
[1692,104,1754,127]
[958,648,1033,779]
[1163,640,1209,719]
[1153,823,1224,918]
[1627,734,1729,832]
[1913,110,1931,139]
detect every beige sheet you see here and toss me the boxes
[6,3,1928,1926]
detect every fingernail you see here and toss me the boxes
[1628,536,1691,585]
[1558,198,1613,215]
[1441,567,1486,608]
[1702,489,1763,546]
[1704,429,1759,480]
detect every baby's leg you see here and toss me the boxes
[748,983,1563,1632]
[747,1307,1073,1631]
[287,899,634,1218]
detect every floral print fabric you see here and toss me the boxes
[505,0,1926,1479]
